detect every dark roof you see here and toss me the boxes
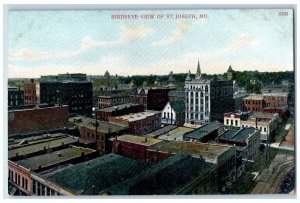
[145,125,178,137]
[219,127,258,142]
[16,146,95,171]
[103,154,215,195]
[168,90,185,98]
[184,122,222,139]
[170,101,185,113]
[72,116,127,133]
[44,154,148,195]
[97,103,141,112]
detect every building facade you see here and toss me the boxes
[24,79,37,106]
[242,95,265,112]
[185,61,234,125]
[8,86,24,108]
[40,73,93,117]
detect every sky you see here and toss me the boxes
[8,9,294,78]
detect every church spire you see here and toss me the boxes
[196,59,201,79]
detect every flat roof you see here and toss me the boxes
[244,95,263,100]
[219,127,258,142]
[263,105,288,110]
[71,116,127,133]
[146,125,178,137]
[251,112,278,119]
[263,92,288,97]
[115,134,163,146]
[8,105,68,112]
[113,110,160,122]
[103,154,215,195]
[158,127,195,141]
[97,103,141,112]
[149,141,233,164]
[8,135,79,159]
[16,146,95,171]
[44,154,148,195]
[184,122,221,139]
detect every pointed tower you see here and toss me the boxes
[195,60,201,79]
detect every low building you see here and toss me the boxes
[240,112,279,143]
[33,154,148,196]
[8,133,79,161]
[217,127,261,162]
[98,94,131,109]
[8,146,97,196]
[223,112,250,129]
[145,125,178,138]
[71,116,128,154]
[102,154,217,195]
[96,103,144,121]
[108,110,161,135]
[161,101,185,126]
[146,141,236,192]
[262,105,289,118]
[8,86,24,108]
[263,92,288,106]
[112,134,164,160]
[183,122,224,143]
[8,104,69,136]
[243,95,265,112]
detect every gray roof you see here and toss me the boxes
[219,127,258,142]
[170,101,185,113]
[97,103,141,112]
[184,122,222,139]
[44,154,148,195]
[146,125,178,137]
[103,154,215,195]
[168,90,185,98]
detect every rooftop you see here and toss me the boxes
[103,154,215,195]
[168,90,185,97]
[97,103,141,113]
[115,134,163,147]
[158,127,195,141]
[219,127,259,142]
[71,116,127,133]
[251,112,279,119]
[146,125,178,137]
[263,92,289,97]
[16,146,95,171]
[263,105,288,110]
[149,141,233,164]
[8,134,79,159]
[170,101,185,113]
[244,95,264,101]
[184,122,222,140]
[113,110,160,122]
[44,154,148,195]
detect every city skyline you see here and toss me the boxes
[8,9,294,78]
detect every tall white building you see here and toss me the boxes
[185,60,211,125]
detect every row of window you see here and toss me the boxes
[163,112,174,119]
[188,85,209,92]
[8,170,28,191]
[244,100,262,105]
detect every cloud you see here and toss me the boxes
[152,21,193,46]
[9,24,154,62]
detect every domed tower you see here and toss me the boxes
[104,70,110,79]
[185,70,192,82]
[168,71,175,82]
[227,65,234,80]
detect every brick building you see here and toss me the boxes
[263,92,288,106]
[24,79,37,106]
[242,95,265,112]
[262,105,289,118]
[8,105,69,136]
[108,110,161,135]
[96,103,144,121]
[112,134,164,160]
[98,94,131,109]
[40,73,92,117]
[71,116,128,154]
[146,141,236,192]
[131,88,171,111]
[8,86,24,108]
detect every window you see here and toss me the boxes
[235,120,238,126]
[226,119,229,125]
[264,127,267,132]
[167,113,170,118]
[231,120,233,126]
